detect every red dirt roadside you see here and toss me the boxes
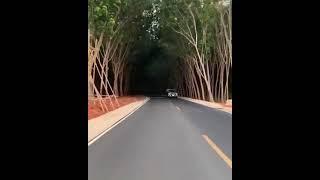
[88,96,144,120]
[221,104,232,108]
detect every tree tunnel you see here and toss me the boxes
[89,0,232,103]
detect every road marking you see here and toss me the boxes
[176,106,181,111]
[202,134,232,168]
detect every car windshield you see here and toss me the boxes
[167,89,176,92]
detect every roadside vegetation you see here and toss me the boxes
[88,0,232,113]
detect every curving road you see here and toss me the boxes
[88,97,232,180]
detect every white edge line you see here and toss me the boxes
[88,97,150,146]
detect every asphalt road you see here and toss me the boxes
[88,97,232,180]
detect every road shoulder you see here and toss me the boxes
[179,97,232,114]
[88,97,150,145]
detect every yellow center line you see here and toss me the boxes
[202,134,232,168]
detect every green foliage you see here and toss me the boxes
[159,0,231,64]
[89,0,231,97]
[89,0,120,35]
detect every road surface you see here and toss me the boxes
[88,97,232,180]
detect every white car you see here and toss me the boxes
[166,89,178,98]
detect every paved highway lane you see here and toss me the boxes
[88,97,232,180]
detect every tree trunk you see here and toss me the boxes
[199,76,205,100]
[119,71,124,96]
[113,71,119,97]
[215,62,220,102]
[220,64,225,103]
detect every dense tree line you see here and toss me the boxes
[88,0,148,110]
[88,0,232,111]
[160,0,232,102]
